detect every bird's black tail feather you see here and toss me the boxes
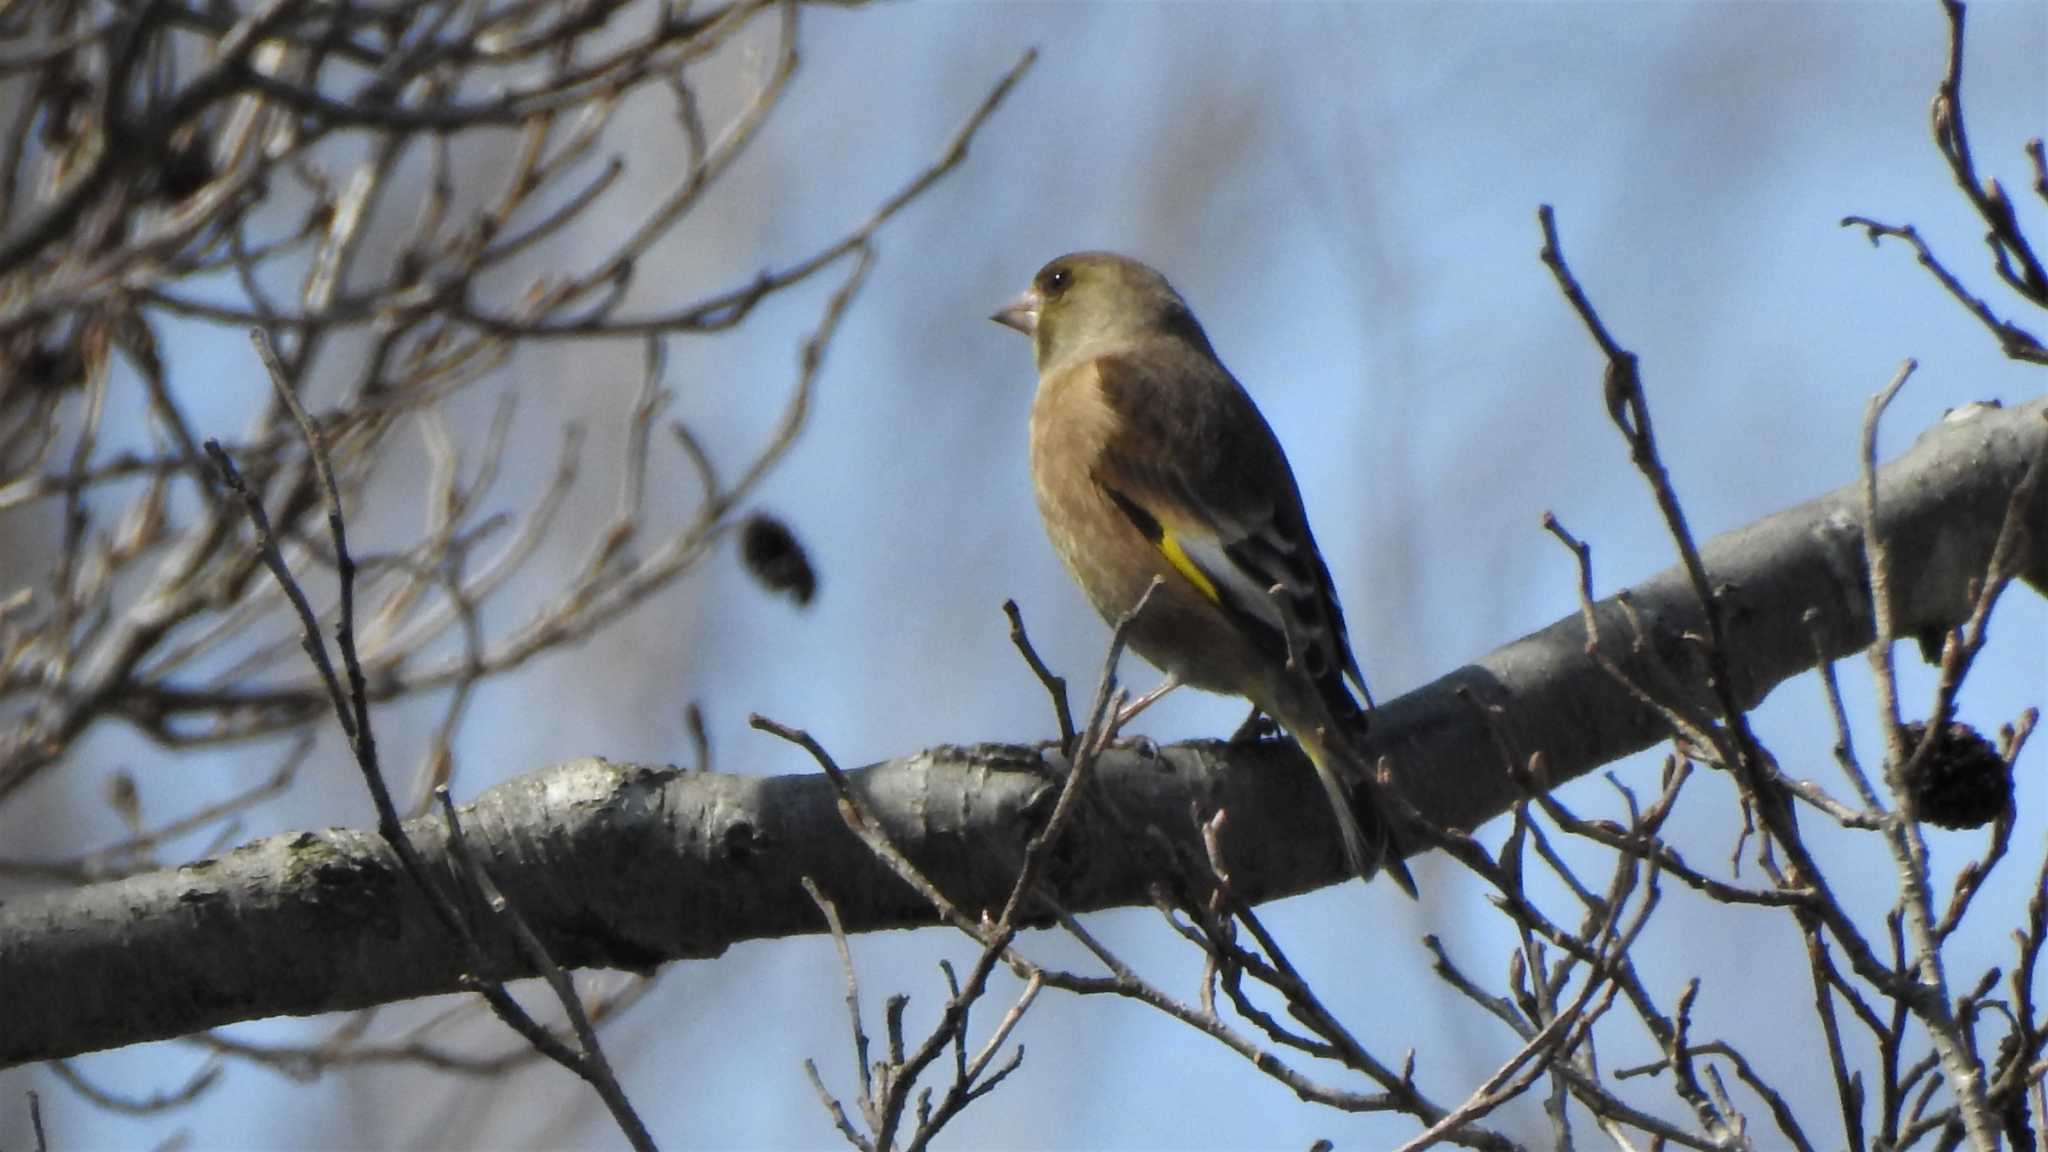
[1301,728,1418,900]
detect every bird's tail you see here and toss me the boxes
[1299,727,1418,900]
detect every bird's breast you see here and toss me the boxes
[1028,371,1132,610]
[1025,367,1256,697]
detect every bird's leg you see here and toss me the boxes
[1229,706,1274,745]
[1112,673,1182,734]
[1266,583,1304,673]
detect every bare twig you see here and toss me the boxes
[205,338,658,1151]
[1003,599,1076,755]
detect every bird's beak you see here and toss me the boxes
[990,288,1041,336]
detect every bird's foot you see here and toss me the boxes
[1111,673,1181,735]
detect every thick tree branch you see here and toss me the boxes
[2,397,2041,1068]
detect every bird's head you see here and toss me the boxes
[992,252,1209,371]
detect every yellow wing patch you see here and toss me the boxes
[1097,482,1223,605]
[1158,531,1221,603]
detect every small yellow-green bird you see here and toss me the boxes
[993,251,1417,898]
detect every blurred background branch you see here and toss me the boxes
[0,0,1030,808]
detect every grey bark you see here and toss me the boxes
[1,398,2041,1068]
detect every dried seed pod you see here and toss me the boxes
[1902,720,2010,830]
[740,512,816,607]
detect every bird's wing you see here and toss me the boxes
[1086,347,1370,715]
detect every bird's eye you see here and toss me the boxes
[1043,267,1071,294]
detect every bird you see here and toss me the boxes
[992,251,1417,898]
